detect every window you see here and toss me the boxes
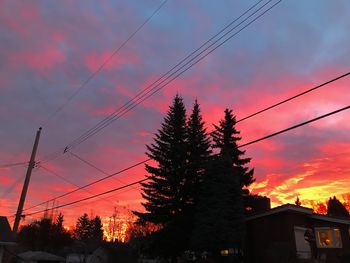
[315,227,342,248]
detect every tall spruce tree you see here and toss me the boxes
[185,99,212,206]
[191,156,244,252]
[191,108,251,253]
[74,213,91,241]
[134,95,188,259]
[211,108,254,188]
[90,216,104,242]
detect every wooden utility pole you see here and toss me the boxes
[13,127,42,233]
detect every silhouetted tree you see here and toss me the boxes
[74,213,91,241]
[56,212,64,229]
[192,108,251,254]
[191,156,244,253]
[90,216,104,242]
[179,100,212,247]
[295,196,301,206]
[134,95,189,260]
[185,100,212,206]
[52,213,72,249]
[74,213,104,245]
[17,216,72,252]
[244,194,271,215]
[327,196,349,217]
[211,108,254,188]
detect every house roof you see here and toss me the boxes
[18,251,65,262]
[246,204,313,221]
[246,204,350,225]
[0,216,15,245]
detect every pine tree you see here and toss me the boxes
[74,213,91,241]
[52,213,72,249]
[89,216,104,242]
[55,212,64,231]
[191,156,244,252]
[185,99,212,207]
[191,108,250,253]
[327,196,349,217]
[211,108,254,187]
[134,95,188,259]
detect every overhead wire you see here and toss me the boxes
[22,158,150,212]
[61,0,269,151]
[40,0,169,127]
[0,161,28,169]
[33,0,272,169]
[23,104,350,217]
[0,174,25,199]
[38,164,127,205]
[24,178,148,217]
[68,150,139,190]
[23,69,349,213]
[63,0,281,152]
[236,71,350,123]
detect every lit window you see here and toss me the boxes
[315,227,342,248]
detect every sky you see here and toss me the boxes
[0,0,349,227]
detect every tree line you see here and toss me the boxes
[18,213,104,252]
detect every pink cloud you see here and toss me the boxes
[84,50,140,73]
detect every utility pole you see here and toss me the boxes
[13,127,42,233]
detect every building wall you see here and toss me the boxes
[312,218,350,263]
[245,211,306,263]
[245,210,350,263]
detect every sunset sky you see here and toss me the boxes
[1,0,349,227]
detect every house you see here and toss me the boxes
[0,216,16,263]
[245,204,350,263]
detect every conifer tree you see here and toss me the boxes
[74,213,91,241]
[135,94,187,224]
[185,99,212,207]
[327,196,349,217]
[191,156,244,252]
[90,216,104,242]
[191,108,251,253]
[211,108,254,188]
[134,95,188,259]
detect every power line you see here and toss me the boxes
[41,0,168,127]
[24,178,148,217]
[53,183,141,212]
[56,0,281,153]
[0,174,25,198]
[39,165,82,189]
[38,164,124,208]
[236,71,350,123]
[0,162,28,169]
[36,68,350,167]
[238,105,350,148]
[22,158,150,212]
[68,151,109,175]
[23,104,350,216]
[68,150,139,190]
[26,67,349,212]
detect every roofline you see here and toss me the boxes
[246,204,350,225]
[246,204,313,221]
[311,214,350,225]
